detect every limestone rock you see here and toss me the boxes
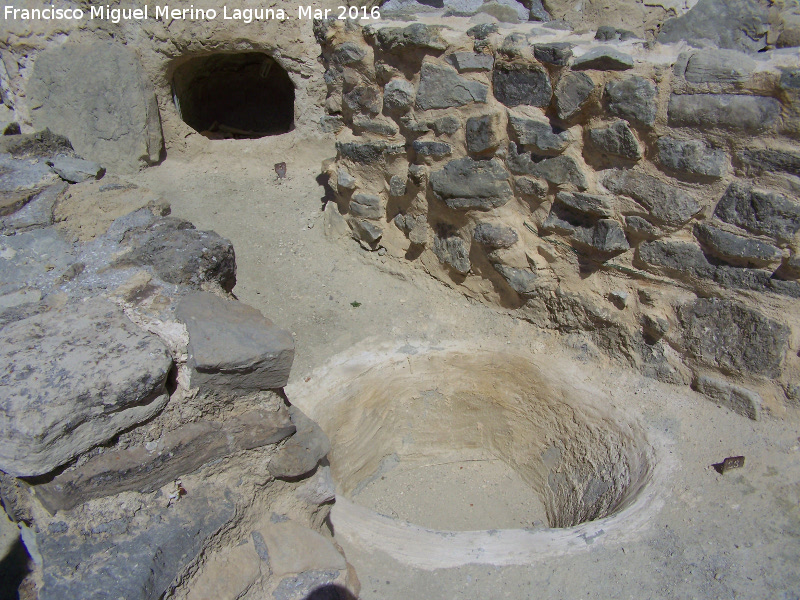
[495,265,538,294]
[383,78,415,112]
[349,193,383,219]
[294,465,336,506]
[713,182,800,243]
[587,120,642,160]
[0,182,66,234]
[508,146,588,189]
[412,140,452,158]
[352,116,398,137]
[48,155,104,183]
[514,175,548,198]
[677,297,789,377]
[694,375,761,421]
[351,219,383,244]
[533,43,573,66]
[605,76,657,126]
[0,298,172,477]
[473,222,519,249]
[430,157,513,210]
[657,0,770,53]
[637,239,716,279]
[114,217,236,292]
[187,541,262,600]
[668,94,781,132]
[268,406,331,479]
[603,170,701,227]
[656,137,727,178]
[433,234,471,274]
[466,112,503,155]
[176,292,294,392]
[556,191,614,217]
[343,85,382,115]
[336,141,405,163]
[416,62,488,110]
[34,407,295,513]
[736,148,800,179]
[467,23,499,39]
[337,169,356,190]
[492,62,552,108]
[508,110,571,154]
[447,52,495,72]
[0,154,60,216]
[554,72,595,120]
[38,490,233,600]
[374,24,448,53]
[28,41,162,172]
[572,47,634,71]
[433,116,461,135]
[255,520,346,578]
[389,175,406,197]
[595,26,638,42]
[331,42,368,66]
[682,50,756,84]
[694,223,782,268]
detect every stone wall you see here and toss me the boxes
[320,18,800,419]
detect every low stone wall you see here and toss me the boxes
[320,18,800,419]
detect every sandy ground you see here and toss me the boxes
[133,135,800,600]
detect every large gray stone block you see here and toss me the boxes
[603,170,701,227]
[176,292,294,392]
[656,137,727,178]
[416,62,488,110]
[694,223,782,268]
[736,148,800,178]
[682,50,756,84]
[668,94,781,132]
[587,120,642,160]
[492,62,552,107]
[28,41,162,172]
[713,182,800,243]
[430,157,513,210]
[605,76,657,126]
[433,234,471,274]
[508,110,571,154]
[0,298,172,477]
[572,47,633,71]
[554,72,595,120]
[694,375,761,421]
[637,239,716,280]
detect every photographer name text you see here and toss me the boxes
[3,4,382,23]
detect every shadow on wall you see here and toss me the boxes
[305,584,358,599]
[0,538,31,600]
[171,52,295,139]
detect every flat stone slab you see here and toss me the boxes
[572,47,634,71]
[603,170,701,227]
[35,406,295,513]
[668,94,781,132]
[176,292,295,392]
[430,157,513,210]
[48,155,104,183]
[0,298,172,477]
[416,62,488,110]
[694,374,761,420]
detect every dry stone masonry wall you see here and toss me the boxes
[320,17,800,420]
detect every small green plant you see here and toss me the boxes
[350,301,362,308]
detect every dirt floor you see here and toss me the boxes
[133,134,800,600]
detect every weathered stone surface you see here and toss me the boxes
[447,52,495,72]
[657,137,727,178]
[319,115,344,134]
[543,208,629,255]
[114,217,236,292]
[473,222,518,249]
[677,297,789,377]
[495,265,538,294]
[336,141,405,163]
[35,407,295,513]
[514,175,548,198]
[416,62,488,110]
[780,68,800,91]
[394,213,427,245]
[713,182,800,243]
[272,570,343,600]
[48,155,103,183]
[668,94,780,132]
[433,234,471,274]
[0,154,60,216]
[657,0,770,53]
[389,175,406,197]
[736,148,800,178]
[695,223,782,268]
[526,152,588,189]
[0,129,73,159]
[268,406,331,479]
[331,42,367,66]
[492,63,552,108]
[595,26,638,42]
[556,191,614,217]
[295,465,336,506]
[430,157,512,210]
[349,193,383,219]
[187,541,261,600]
[374,24,448,53]
[625,215,661,239]
[352,116,398,137]
[554,72,595,120]
[500,33,530,59]
[352,219,383,244]
[432,116,460,136]
[28,41,162,172]
[383,78,415,112]
[682,50,756,84]
[176,292,294,392]
[412,140,452,158]
[337,169,356,190]
[637,239,716,279]
[255,520,346,578]
[466,112,503,155]
[0,298,172,477]
[603,170,701,227]
[533,43,573,66]
[467,23,499,39]
[343,85,382,115]
[38,490,233,600]
[572,47,634,71]
[641,312,670,341]
[605,76,657,126]
[694,375,761,420]
[587,120,642,160]
[0,182,66,234]
[508,111,570,154]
